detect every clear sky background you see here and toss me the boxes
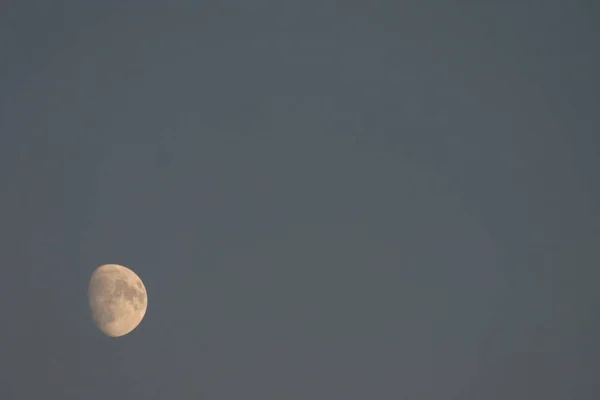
[0,1,598,399]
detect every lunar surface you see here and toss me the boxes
[88,264,148,337]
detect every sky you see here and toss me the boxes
[0,1,599,398]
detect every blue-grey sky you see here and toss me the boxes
[1,1,598,398]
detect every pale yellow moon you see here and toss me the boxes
[88,264,148,337]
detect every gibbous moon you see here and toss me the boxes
[88,264,148,337]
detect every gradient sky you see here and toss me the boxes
[1,1,599,399]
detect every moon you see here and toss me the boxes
[88,264,148,337]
